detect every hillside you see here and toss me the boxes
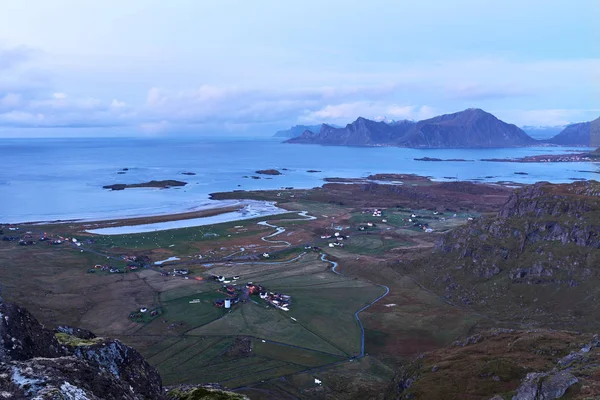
[385,328,600,399]
[402,180,600,330]
[546,117,600,146]
[286,109,537,148]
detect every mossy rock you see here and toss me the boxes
[167,387,249,400]
[55,332,104,347]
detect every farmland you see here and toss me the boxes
[0,178,507,398]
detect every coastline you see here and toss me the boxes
[85,201,287,235]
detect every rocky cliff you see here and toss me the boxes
[0,301,245,399]
[403,181,600,329]
[0,301,162,399]
[286,109,537,148]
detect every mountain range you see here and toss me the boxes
[280,109,599,148]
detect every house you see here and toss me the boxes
[225,285,236,295]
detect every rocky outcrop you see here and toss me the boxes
[0,302,66,362]
[166,384,250,399]
[512,371,578,400]
[0,301,164,399]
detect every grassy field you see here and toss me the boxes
[0,192,483,394]
[115,251,387,385]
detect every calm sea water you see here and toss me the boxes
[0,137,596,223]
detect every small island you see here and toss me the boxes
[414,157,472,162]
[103,180,187,191]
[367,173,432,182]
[255,169,282,175]
[181,172,196,176]
[306,169,321,173]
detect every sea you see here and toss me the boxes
[0,136,597,224]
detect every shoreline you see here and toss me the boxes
[5,201,245,227]
[76,204,245,230]
[4,165,598,227]
[85,201,287,235]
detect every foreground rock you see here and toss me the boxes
[103,180,187,190]
[0,301,242,399]
[0,301,162,399]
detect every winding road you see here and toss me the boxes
[320,253,390,358]
[257,211,317,247]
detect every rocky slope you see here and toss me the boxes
[404,181,600,329]
[286,109,537,148]
[0,301,244,399]
[384,328,600,399]
[546,117,600,146]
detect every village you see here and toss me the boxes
[211,275,292,312]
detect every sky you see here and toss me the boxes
[0,0,598,137]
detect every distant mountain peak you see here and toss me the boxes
[286,109,536,148]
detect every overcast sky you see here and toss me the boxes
[0,0,598,137]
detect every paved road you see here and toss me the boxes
[320,253,390,358]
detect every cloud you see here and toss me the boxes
[138,120,168,134]
[300,102,436,124]
[0,46,35,70]
[0,49,599,134]
[445,83,531,100]
[495,108,600,126]
[0,91,131,128]
[0,93,22,109]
